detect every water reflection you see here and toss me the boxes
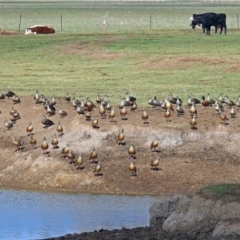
[0,189,159,240]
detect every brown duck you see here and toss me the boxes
[129,161,137,178]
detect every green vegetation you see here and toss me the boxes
[201,183,240,195]
[1,2,240,105]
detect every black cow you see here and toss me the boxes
[190,13,227,35]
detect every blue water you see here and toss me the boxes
[0,189,159,240]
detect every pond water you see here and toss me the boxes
[0,189,159,240]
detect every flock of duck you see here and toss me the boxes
[0,88,239,178]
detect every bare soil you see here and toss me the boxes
[1,95,240,196]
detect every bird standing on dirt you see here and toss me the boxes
[75,153,84,170]
[150,159,159,171]
[41,115,54,128]
[26,122,33,136]
[117,128,125,145]
[129,161,137,178]
[12,137,23,152]
[109,107,115,122]
[59,108,67,118]
[41,137,49,154]
[164,108,171,122]
[51,135,59,149]
[150,140,158,152]
[4,120,13,130]
[219,110,229,125]
[190,114,197,130]
[61,144,70,158]
[5,88,15,99]
[57,121,63,137]
[93,163,102,177]
[142,108,148,124]
[230,107,236,118]
[29,134,37,149]
[120,106,127,120]
[128,143,136,159]
[89,147,98,165]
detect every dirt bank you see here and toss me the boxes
[0,96,240,195]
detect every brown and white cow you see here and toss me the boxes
[25,25,55,35]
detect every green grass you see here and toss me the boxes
[201,183,240,195]
[1,3,240,105]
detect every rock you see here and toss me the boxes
[212,218,240,239]
[149,194,191,227]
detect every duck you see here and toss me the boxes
[5,88,15,99]
[142,108,148,124]
[92,118,99,128]
[84,111,91,121]
[206,93,215,105]
[99,103,106,118]
[130,101,137,112]
[189,102,197,116]
[164,108,171,122]
[57,121,63,137]
[29,134,37,149]
[165,98,174,112]
[51,135,59,149]
[168,93,179,104]
[26,122,33,135]
[12,95,21,104]
[4,120,13,130]
[41,137,49,154]
[106,100,112,113]
[72,97,81,109]
[219,109,229,125]
[89,147,97,164]
[93,163,102,177]
[176,104,184,116]
[109,107,115,122]
[224,96,235,107]
[215,102,224,114]
[51,96,57,106]
[61,144,70,158]
[119,98,126,109]
[201,96,211,108]
[117,128,125,145]
[218,94,225,104]
[75,153,84,170]
[150,159,159,171]
[129,161,137,178]
[10,114,18,123]
[128,143,136,159]
[101,98,108,107]
[33,90,40,100]
[148,97,154,107]
[67,150,76,164]
[125,92,136,106]
[96,94,102,105]
[46,103,56,116]
[190,114,197,130]
[12,109,20,119]
[230,107,236,118]
[12,137,23,152]
[150,140,158,152]
[187,94,200,107]
[41,115,54,128]
[59,108,67,118]
[120,106,127,120]
[153,96,162,109]
[76,105,85,114]
[65,92,71,102]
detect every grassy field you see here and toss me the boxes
[1,2,240,105]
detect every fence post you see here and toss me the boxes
[150,15,152,29]
[237,14,239,29]
[19,14,22,32]
[61,15,63,32]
